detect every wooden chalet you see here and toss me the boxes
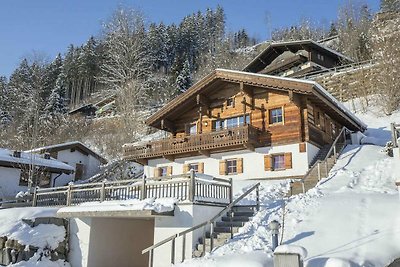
[123,68,365,181]
[243,40,353,78]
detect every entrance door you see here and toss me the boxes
[75,163,84,181]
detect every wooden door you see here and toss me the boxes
[75,163,84,181]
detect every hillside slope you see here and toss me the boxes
[177,101,400,267]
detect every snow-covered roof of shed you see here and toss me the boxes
[26,141,108,164]
[0,148,74,174]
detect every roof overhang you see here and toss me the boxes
[146,69,366,132]
[0,160,74,174]
[243,39,354,73]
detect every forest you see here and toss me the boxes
[0,0,399,158]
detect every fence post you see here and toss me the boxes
[301,181,305,194]
[171,237,175,265]
[141,176,147,200]
[229,178,233,204]
[148,250,153,267]
[32,187,37,207]
[189,170,195,202]
[317,162,321,181]
[210,222,214,252]
[181,234,186,262]
[66,184,72,206]
[325,161,328,178]
[333,145,337,163]
[256,184,260,211]
[100,182,105,202]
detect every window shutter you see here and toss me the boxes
[299,143,306,153]
[154,167,161,177]
[167,166,173,176]
[237,158,243,173]
[219,160,227,175]
[284,153,292,169]
[264,155,272,171]
[198,162,204,174]
[183,164,190,174]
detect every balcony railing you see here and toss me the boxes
[123,124,260,160]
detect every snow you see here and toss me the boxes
[0,207,69,267]
[58,197,177,214]
[0,148,73,172]
[274,245,307,259]
[0,207,65,249]
[177,98,400,267]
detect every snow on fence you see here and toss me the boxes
[32,171,232,207]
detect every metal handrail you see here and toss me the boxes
[295,126,350,194]
[142,182,260,266]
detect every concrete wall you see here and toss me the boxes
[153,203,224,267]
[0,167,22,199]
[69,217,154,267]
[145,142,320,182]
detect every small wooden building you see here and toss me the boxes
[243,40,353,78]
[123,69,366,182]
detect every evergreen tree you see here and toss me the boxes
[176,60,192,93]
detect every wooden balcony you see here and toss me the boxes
[123,124,261,161]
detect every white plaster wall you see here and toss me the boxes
[69,218,92,267]
[56,150,102,183]
[145,143,320,181]
[153,204,223,267]
[0,167,23,199]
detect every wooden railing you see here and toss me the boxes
[123,124,260,160]
[32,171,232,207]
[142,183,260,267]
[295,126,350,194]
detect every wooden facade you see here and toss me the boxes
[123,69,366,163]
[243,40,353,78]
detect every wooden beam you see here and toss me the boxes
[198,106,203,133]
[244,142,255,152]
[135,159,148,165]
[196,94,210,107]
[161,119,176,133]
[289,90,294,102]
[199,150,210,157]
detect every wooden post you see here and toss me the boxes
[198,106,203,134]
[333,145,337,163]
[141,176,147,200]
[202,226,206,256]
[391,123,398,147]
[100,182,106,202]
[256,185,260,211]
[325,161,328,178]
[301,181,305,194]
[189,170,196,202]
[66,184,72,206]
[230,210,234,239]
[181,234,186,262]
[32,187,37,207]
[317,162,321,181]
[210,222,214,252]
[243,97,247,125]
[171,238,175,264]
[229,178,233,203]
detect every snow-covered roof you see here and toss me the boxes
[0,148,74,173]
[27,141,108,164]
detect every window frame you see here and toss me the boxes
[272,154,285,171]
[160,166,168,177]
[269,107,284,125]
[189,163,199,173]
[226,159,238,175]
[212,114,250,131]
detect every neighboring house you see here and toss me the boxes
[0,148,74,199]
[243,39,353,78]
[28,142,108,186]
[123,68,366,183]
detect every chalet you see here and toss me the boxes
[123,69,366,184]
[27,141,108,185]
[243,39,353,78]
[0,148,74,200]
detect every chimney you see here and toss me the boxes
[13,151,21,158]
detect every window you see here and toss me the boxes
[272,154,285,170]
[226,159,237,174]
[226,97,234,107]
[212,115,250,131]
[19,169,29,186]
[160,167,168,177]
[189,123,197,135]
[317,53,325,61]
[269,108,283,124]
[189,163,199,173]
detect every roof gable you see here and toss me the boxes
[243,40,354,73]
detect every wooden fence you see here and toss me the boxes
[32,171,232,207]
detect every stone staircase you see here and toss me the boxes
[290,141,346,196]
[193,205,256,257]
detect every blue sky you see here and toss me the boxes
[0,0,379,78]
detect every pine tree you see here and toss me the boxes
[176,60,192,93]
[0,76,11,125]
